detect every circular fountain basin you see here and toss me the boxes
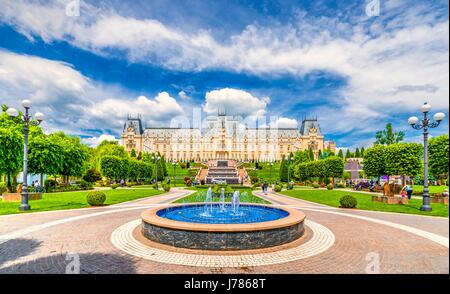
[141,204,306,250]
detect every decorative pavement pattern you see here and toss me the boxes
[0,188,448,274]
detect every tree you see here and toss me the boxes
[279,156,289,182]
[363,145,387,180]
[324,156,345,184]
[385,143,422,186]
[83,168,102,183]
[375,123,405,145]
[28,135,64,186]
[337,149,344,158]
[130,149,137,158]
[308,148,314,161]
[91,141,128,170]
[354,148,360,158]
[50,133,89,182]
[100,156,122,181]
[345,149,352,159]
[360,147,365,157]
[0,128,23,190]
[428,134,449,180]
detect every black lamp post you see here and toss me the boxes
[287,155,294,187]
[408,102,446,212]
[152,155,161,190]
[7,100,44,211]
[172,161,178,187]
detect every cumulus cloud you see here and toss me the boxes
[203,88,270,117]
[0,0,448,139]
[81,134,117,147]
[178,91,190,100]
[270,117,298,129]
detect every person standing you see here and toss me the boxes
[34,180,40,193]
[405,184,413,200]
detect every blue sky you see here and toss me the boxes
[0,0,448,148]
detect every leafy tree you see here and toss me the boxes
[324,156,345,184]
[100,156,122,181]
[375,123,405,145]
[83,168,102,183]
[91,141,128,170]
[294,162,312,181]
[363,145,387,180]
[354,148,360,158]
[337,149,344,158]
[385,143,422,185]
[49,132,89,182]
[360,147,365,157]
[130,148,137,158]
[28,134,64,186]
[0,128,23,190]
[428,134,449,179]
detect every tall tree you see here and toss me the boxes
[279,156,289,182]
[428,134,449,180]
[28,135,64,186]
[385,143,422,186]
[0,128,23,190]
[375,123,405,145]
[345,149,352,159]
[354,148,360,158]
[363,145,387,180]
[360,147,365,157]
[324,156,345,184]
[308,148,315,161]
[337,149,344,158]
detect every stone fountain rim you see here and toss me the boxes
[141,203,306,232]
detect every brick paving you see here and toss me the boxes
[0,188,447,274]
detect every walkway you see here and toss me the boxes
[0,188,447,273]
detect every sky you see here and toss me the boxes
[0,0,448,149]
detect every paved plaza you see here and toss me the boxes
[0,188,448,274]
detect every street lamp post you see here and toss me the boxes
[268,160,274,185]
[152,155,161,190]
[172,161,178,187]
[287,156,293,188]
[408,102,446,212]
[6,100,44,211]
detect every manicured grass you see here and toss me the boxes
[0,188,164,216]
[174,188,270,204]
[281,189,448,217]
[412,185,448,194]
[245,162,281,182]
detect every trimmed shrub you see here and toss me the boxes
[163,184,171,192]
[86,191,106,206]
[0,182,7,194]
[44,179,57,191]
[336,182,346,188]
[312,182,320,189]
[326,184,334,190]
[111,184,120,189]
[287,183,294,190]
[339,195,357,208]
[83,168,102,183]
[274,185,282,192]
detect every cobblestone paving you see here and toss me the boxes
[0,188,448,274]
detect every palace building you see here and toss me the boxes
[121,112,336,162]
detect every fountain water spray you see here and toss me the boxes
[232,191,240,214]
[201,187,213,216]
[219,188,226,211]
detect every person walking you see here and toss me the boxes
[120,179,125,188]
[34,180,40,193]
[405,184,413,200]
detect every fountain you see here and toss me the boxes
[141,187,306,250]
[231,190,240,214]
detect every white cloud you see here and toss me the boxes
[81,134,117,147]
[203,88,269,117]
[178,91,189,100]
[270,117,298,129]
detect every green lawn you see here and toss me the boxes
[174,188,270,204]
[0,188,164,216]
[281,189,448,217]
[245,162,281,182]
[412,185,448,194]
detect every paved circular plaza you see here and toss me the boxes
[0,188,448,274]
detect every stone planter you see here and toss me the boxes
[1,192,42,202]
[430,196,448,205]
[372,195,408,205]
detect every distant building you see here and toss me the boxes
[121,113,336,162]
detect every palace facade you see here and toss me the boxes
[121,113,336,162]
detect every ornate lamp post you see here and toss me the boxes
[268,160,274,185]
[408,102,445,212]
[6,100,44,211]
[152,155,161,190]
[287,155,294,188]
[172,161,178,187]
